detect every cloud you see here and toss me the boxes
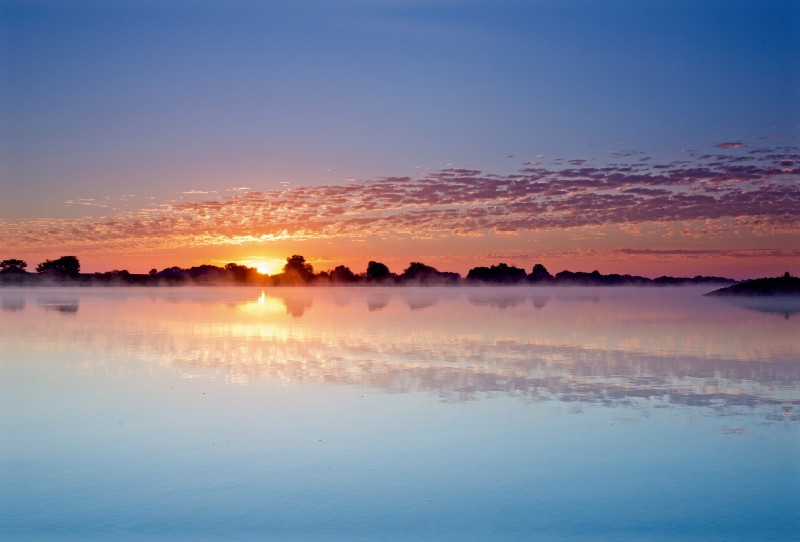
[2,145,798,252]
[611,248,800,259]
[715,142,744,149]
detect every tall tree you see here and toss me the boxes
[329,265,357,283]
[36,256,81,276]
[528,263,553,283]
[366,261,390,280]
[283,255,314,282]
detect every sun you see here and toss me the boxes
[239,258,284,276]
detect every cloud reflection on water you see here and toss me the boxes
[1,287,797,421]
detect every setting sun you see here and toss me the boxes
[241,259,285,276]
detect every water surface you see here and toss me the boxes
[1,287,798,541]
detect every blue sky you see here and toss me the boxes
[2,0,796,219]
[1,1,798,278]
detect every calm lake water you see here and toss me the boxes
[1,286,798,541]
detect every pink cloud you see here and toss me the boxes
[716,142,744,149]
[2,146,798,252]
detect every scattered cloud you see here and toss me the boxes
[481,247,800,263]
[611,248,800,259]
[606,150,645,157]
[3,145,798,252]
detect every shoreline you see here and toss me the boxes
[0,276,738,288]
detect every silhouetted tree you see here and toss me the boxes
[149,269,158,276]
[401,262,437,280]
[158,266,185,276]
[528,263,553,283]
[36,256,80,276]
[400,262,460,284]
[552,269,656,286]
[466,263,526,283]
[225,262,257,281]
[185,265,226,280]
[329,265,357,283]
[283,255,315,282]
[366,261,390,280]
[0,259,27,273]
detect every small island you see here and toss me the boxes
[705,273,800,297]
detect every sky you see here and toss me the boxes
[1,0,799,278]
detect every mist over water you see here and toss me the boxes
[1,287,798,541]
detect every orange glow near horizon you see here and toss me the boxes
[239,258,285,276]
[3,144,798,281]
[5,238,800,281]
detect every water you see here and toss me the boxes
[1,286,798,541]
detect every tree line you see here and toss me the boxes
[1,254,737,287]
[1,256,80,276]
